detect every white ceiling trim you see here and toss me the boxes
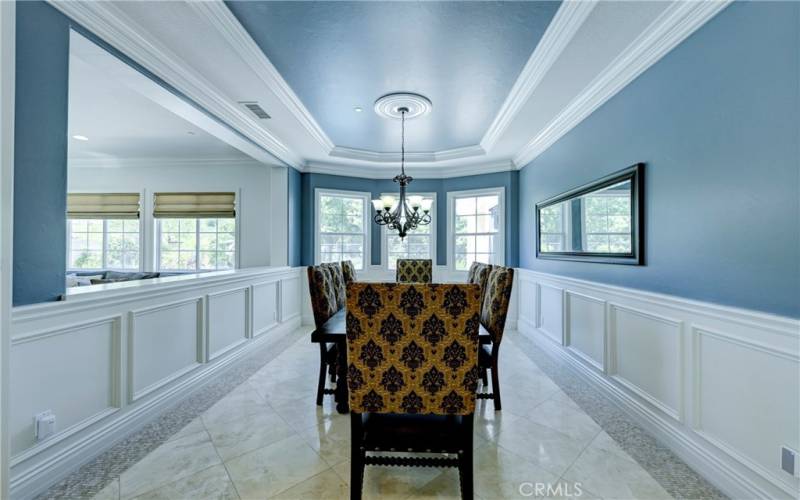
[188,1,335,153]
[303,159,514,180]
[68,157,264,169]
[48,0,303,169]
[329,144,486,164]
[513,0,732,168]
[479,0,597,153]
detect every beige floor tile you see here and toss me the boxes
[525,399,602,443]
[272,469,349,499]
[205,409,297,461]
[561,445,671,499]
[167,417,207,443]
[496,418,587,477]
[473,443,561,499]
[299,414,352,466]
[224,434,330,498]
[119,431,221,499]
[588,431,637,464]
[130,464,238,500]
[201,384,271,429]
[92,478,120,500]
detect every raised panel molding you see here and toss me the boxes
[10,316,122,464]
[692,326,800,494]
[536,283,564,344]
[128,298,203,403]
[609,304,683,421]
[516,268,800,499]
[251,280,279,337]
[281,275,300,322]
[564,291,606,370]
[207,287,250,361]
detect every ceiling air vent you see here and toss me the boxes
[239,101,271,120]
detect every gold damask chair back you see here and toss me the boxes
[395,258,433,283]
[477,266,514,411]
[346,282,481,500]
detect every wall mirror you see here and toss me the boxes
[536,163,644,265]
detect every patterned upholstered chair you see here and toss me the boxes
[321,262,346,310]
[477,266,514,410]
[341,260,358,285]
[466,262,493,306]
[346,283,482,500]
[395,258,433,283]
[307,265,341,405]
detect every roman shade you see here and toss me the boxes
[153,192,236,219]
[67,193,140,219]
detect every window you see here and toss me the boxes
[157,218,236,272]
[316,189,369,270]
[539,203,568,252]
[448,188,504,271]
[383,194,435,270]
[67,219,140,270]
[583,193,631,253]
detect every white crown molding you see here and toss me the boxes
[329,144,486,163]
[480,0,597,153]
[67,157,266,169]
[303,159,514,180]
[48,0,304,169]
[188,1,335,153]
[513,0,732,168]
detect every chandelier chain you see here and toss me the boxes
[400,109,406,176]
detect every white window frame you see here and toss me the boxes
[66,218,143,272]
[155,216,240,273]
[381,192,437,271]
[447,187,505,273]
[314,188,371,271]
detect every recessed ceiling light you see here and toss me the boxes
[187,131,196,135]
[72,135,89,141]
[354,106,363,113]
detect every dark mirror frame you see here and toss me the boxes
[535,163,644,265]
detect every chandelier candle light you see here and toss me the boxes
[371,93,433,239]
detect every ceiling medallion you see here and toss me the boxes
[373,92,432,120]
[371,93,433,239]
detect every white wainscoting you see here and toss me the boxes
[514,268,800,500]
[9,267,304,500]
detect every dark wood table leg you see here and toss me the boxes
[335,340,350,413]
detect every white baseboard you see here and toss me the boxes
[10,317,301,500]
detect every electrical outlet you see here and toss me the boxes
[34,410,56,441]
[781,446,799,477]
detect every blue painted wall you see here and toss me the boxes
[287,167,302,267]
[518,2,800,318]
[13,2,71,305]
[301,171,518,268]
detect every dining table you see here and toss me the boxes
[311,307,494,414]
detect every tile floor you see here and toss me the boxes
[89,331,681,500]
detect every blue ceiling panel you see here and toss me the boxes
[226,1,561,153]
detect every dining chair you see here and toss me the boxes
[466,262,493,306]
[476,266,514,411]
[341,260,358,284]
[321,262,346,310]
[307,265,341,405]
[395,258,433,283]
[346,282,482,500]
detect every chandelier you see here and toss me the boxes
[371,93,433,239]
